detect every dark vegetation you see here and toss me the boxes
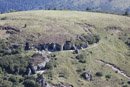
[76,54,86,63]
[0,0,130,15]
[119,33,130,47]
[0,39,36,87]
[95,72,103,77]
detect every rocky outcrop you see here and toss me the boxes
[81,71,92,81]
[22,33,100,53]
[26,53,50,75]
[34,41,88,52]
[63,41,75,50]
[35,43,62,51]
[26,63,36,75]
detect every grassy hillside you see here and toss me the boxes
[0,10,130,87]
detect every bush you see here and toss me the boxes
[105,74,111,79]
[76,54,86,63]
[8,76,17,83]
[125,38,130,47]
[81,34,100,44]
[122,85,128,87]
[23,79,37,87]
[94,35,100,43]
[95,72,103,77]
[0,17,7,20]
[0,80,13,87]
[45,70,53,80]
[45,61,54,70]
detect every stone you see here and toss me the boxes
[24,42,30,50]
[63,41,74,50]
[81,71,92,81]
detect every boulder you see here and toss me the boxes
[36,43,63,52]
[48,43,56,51]
[11,43,19,49]
[26,63,36,75]
[24,42,30,50]
[73,49,79,54]
[63,41,75,50]
[81,71,92,81]
[81,43,88,48]
[55,43,62,51]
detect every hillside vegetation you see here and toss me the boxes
[0,10,130,87]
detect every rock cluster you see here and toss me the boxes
[26,53,49,75]
[81,71,92,81]
[30,41,88,52]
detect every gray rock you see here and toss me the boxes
[63,41,75,50]
[81,71,92,81]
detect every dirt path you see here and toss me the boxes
[96,59,130,80]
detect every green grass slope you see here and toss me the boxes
[0,10,130,87]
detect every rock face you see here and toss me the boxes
[36,43,62,51]
[26,63,36,75]
[34,40,89,52]
[63,41,75,50]
[26,53,50,75]
[23,33,100,52]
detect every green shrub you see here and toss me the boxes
[81,34,100,44]
[8,76,17,83]
[23,79,37,87]
[95,72,103,77]
[0,80,13,87]
[76,54,86,63]
[45,61,54,70]
[45,70,53,80]
[0,17,7,20]
[122,85,128,87]
[105,74,111,79]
